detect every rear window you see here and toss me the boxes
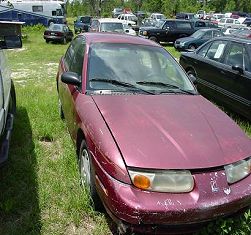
[176,21,192,29]
[49,24,62,31]
[80,17,91,23]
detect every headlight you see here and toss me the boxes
[128,169,194,193]
[224,159,250,184]
[180,42,185,46]
[143,31,148,36]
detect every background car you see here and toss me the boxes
[89,18,124,33]
[57,32,251,234]
[112,8,123,18]
[0,21,22,165]
[123,24,136,35]
[218,18,246,28]
[117,13,139,33]
[150,13,166,21]
[176,12,196,20]
[221,27,237,35]
[174,28,224,51]
[230,28,251,38]
[180,37,251,120]
[43,23,73,44]
[139,19,195,43]
[74,16,92,33]
[140,17,157,27]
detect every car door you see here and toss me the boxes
[160,21,176,42]
[198,30,213,46]
[0,50,11,135]
[60,37,86,139]
[218,42,251,118]
[193,39,228,100]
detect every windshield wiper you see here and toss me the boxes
[89,78,155,95]
[136,81,195,95]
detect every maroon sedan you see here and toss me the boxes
[56,33,251,234]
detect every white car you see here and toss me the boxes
[90,18,124,33]
[117,13,137,26]
[0,21,22,165]
[150,13,165,21]
[218,18,246,28]
[123,24,136,36]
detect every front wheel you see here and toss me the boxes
[62,37,66,44]
[149,36,158,43]
[78,139,103,210]
[188,44,196,50]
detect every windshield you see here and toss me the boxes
[191,30,205,38]
[100,22,124,32]
[49,24,62,31]
[80,16,91,23]
[87,43,195,94]
[128,15,137,21]
[155,20,165,28]
[156,14,165,19]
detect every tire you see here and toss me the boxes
[58,98,64,119]
[9,81,16,115]
[46,39,49,43]
[62,37,66,44]
[149,36,158,43]
[188,44,196,50]
[78,139,103,210]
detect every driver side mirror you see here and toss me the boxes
[61,72,81,86]
[232,65,244,74]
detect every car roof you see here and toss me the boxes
[212,36,251,44]
[197,28,220,32]
[82,32,162,47]
[98,18,122,23]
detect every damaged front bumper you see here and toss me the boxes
[94,158,251,233]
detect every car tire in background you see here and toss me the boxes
[188,44,196,50]
[62,37,67,44]
[149,36,158,43]
[78,139,103,211]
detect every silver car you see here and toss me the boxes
[0,21,22,165]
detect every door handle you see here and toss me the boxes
[220,70,226,75]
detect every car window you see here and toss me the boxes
[213,30,222,37]
[176,21,192,29]
[100,22,123,33]
[195,21,206,27]
[225,43,244,67]
[205,40,227,62]
[244,47,251,72]
[197,42,211,57]
[69,37,86,76]
[226,19,233,23]
[163,21,175,29]
[202,31,212,39]
[87,43,195,92]
[64,43,74,69]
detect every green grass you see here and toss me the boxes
[0,27,250,235]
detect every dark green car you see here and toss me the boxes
[174,28,223,51]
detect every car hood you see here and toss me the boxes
[92,95,251,170]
